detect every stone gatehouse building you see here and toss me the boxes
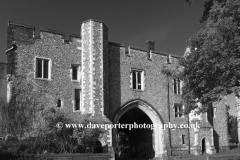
[0,19,230,159]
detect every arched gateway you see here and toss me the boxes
[113,99,166,159]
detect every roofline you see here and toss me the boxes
[151,50,168,56]
[170,54,183,59]
[40,28,65,36]
[129,46,147,52]
[82,19,108,30]
[69,33,81,39]
[8,21,35,29]
[108,41,125,47]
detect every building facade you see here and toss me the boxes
[235,97,240,143]
[1,19,231,159]
[0,62,7,138]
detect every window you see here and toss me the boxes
[173,78,182,94]
[131,69,144,90]
[182,135,186,144]
[74,89,81,111]
[210,107,216,118]
[57,99,62,108]
[175,104,183,118]
[36,58,50,79]
[71,64,80,81]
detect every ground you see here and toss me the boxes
[117,146,240,160]
[169,146,240,160]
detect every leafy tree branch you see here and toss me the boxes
[181,0,240,113]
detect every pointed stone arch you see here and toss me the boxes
[98,137,107,147]
[113,99,166,158]
[201,137,210,154]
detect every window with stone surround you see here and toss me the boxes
[36,57,50,79]
[174,104,183,118]
[74,89,81,111]
[71,64,80,81]
[131,69,144,90]
[173,78,182,94]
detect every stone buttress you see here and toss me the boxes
[81,19,113,152]
[81,19,109,116]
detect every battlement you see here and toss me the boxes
[39,28,65,38]
[8,21,35,29]
[108,41,182,63]
[7,21,81,47]
[7,20,183,63]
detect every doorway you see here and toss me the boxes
[202,138,206,154]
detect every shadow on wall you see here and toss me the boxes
[108,44,122,120]
[108,44,122,157]
[214,129,219,153]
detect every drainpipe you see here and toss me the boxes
[167,69,172,156]
[188,113,191,154]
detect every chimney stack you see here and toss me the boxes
[146,40,155,59]
[147,40,155,52]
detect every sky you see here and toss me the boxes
[0,0,237,115]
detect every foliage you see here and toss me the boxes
[228,115,239,143]
[180,0,240,113]
[162,62,183,79]
[35,107,77,153]
[185,0,225,23]
[35,108,106,153]
[72,116,106,150]
[0,75,43,139]
[0,107,107,154]
[0,74,107,154]
[186,0,193,7]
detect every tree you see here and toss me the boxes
[180,0,240,113]
[185,0,225,23]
